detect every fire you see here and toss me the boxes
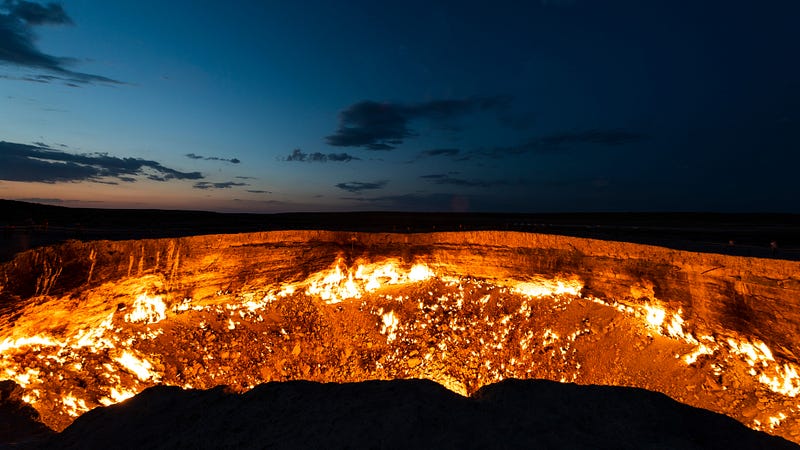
[379,310,399,342]
[513,277,582,298]
[758,364,800,397]
[99,387,137,406]
[644,304,666,328]
[683,343,715,365]
[114,351,159,382]
[61,394,90,418]
[125,293,167,324]
[305,259,435,304]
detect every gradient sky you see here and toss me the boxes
[1,0,798,212]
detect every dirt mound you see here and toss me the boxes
[0,380,54,446]
[40,379,796,450]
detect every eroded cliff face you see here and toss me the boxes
[1,231,799,441]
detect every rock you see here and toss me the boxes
[407,358,422,368]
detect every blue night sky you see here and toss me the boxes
[1,0,798,212]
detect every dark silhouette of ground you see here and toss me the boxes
[29,379,797,449]
[0,381,54,448]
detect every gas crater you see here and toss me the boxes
[2,230,800,443]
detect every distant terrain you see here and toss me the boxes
[2,200,798,262]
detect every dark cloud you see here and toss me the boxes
[421,148,460,158]
[0,1,122,85]
[326,97,509,150]
[334,180,388,193]
[5,0,71,25]
[0,140,203,183]
[235,176,256,180]
[471,128,646,159]
[246,189,271,194]
[327,153,359,162]
[538,129,645,148]
[192,181,248,190]
[420,173,512,188]
[283,148,360,163]
[185,153,240,164]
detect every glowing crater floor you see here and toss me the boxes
[2,257,800,444]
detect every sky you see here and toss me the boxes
[1,0,798,213]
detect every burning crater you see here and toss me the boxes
[2,231,800,443]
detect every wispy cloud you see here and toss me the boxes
[185,153,241,164]
[0,140,202,183]
[192,181,248,190]
[0,1,123,85]
[326,97,510,150]
[334,180,388,193]
[246,189,271,194]
[282,148,360,163]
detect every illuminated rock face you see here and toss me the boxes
[1,231,800,442]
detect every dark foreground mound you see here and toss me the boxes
[0,381,54,448]
[34,379,797,450]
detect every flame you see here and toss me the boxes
[683,343,715,365]
[769,413,788,429]
[644,304,666,328]
[114,351,159,382]
[727,338,774,367]
[62,394,90,417]
[758,364,800,397]
[379,310,399,342]
[99,387,137,406]
[125,293,167,324]
[513,277,582,298]
[305,259,435,304]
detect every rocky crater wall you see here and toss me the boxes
[2,231,798,359]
